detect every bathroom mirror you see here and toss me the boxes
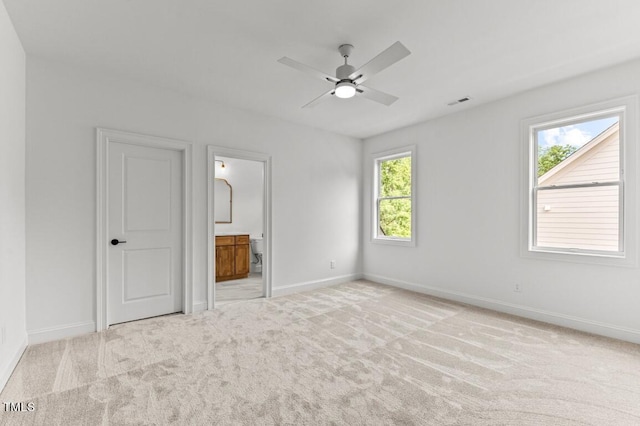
[214,178,232,223]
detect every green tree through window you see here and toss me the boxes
[538,144,577,177]
[378,156,411,238]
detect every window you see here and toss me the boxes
[524,97,637,261]
[373,146,415,245]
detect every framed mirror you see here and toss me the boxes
[214,178,232,223]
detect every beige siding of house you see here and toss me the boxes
[536,125,620,251]
[536,185,619,251]
[541,132,619,186]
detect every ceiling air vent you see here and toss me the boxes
[447,96,471,106]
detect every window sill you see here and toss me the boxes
[371,237,415,247]
[522,246,636,268]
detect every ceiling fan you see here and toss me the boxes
[278,41,411,108]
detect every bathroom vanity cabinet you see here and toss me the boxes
[215,234,250,282]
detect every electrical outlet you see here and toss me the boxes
[514,283,522,293]
[330,260,336,269]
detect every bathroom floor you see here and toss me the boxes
[216,273,263,304]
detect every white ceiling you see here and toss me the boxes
[5,0,640,139]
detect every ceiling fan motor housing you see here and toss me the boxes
[336,64,356,81]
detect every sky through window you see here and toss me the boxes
[538,116,618,150]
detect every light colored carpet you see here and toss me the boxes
[1,280,639,425]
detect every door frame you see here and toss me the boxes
[96,128,194,331]
[207,146,272,309]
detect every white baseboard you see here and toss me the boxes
[272,273,363,297]
[0,335,27,394]
[192,300,207,312]
[364,273,640,345]
[28,321,96,345]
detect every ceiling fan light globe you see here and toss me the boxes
[335,82,356,99]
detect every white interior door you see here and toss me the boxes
[108,142,183,325]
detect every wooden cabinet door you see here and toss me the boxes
[216,245,235,278]
[235,244,250,275]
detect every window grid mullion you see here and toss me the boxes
[536,181,621,191]
[379,195,411,201]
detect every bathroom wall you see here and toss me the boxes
[214,156,264,239]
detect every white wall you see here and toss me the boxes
[0,0,27,391]
[26,56,362,340]
[214,156,263,238]
[363,59,640,344]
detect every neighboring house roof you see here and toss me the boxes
[538,122,619,186]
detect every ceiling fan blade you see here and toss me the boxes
[349,41,411,84]
[302,88,335,108]
[278,57,339,83]
[356,85,399,106]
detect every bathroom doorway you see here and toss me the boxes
[207,147,271,308]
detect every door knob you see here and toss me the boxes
[111,239,127,246]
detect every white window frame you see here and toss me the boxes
[372,145,416,247]
[521,96,638,266]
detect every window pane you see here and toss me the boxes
[380,156,411,197]
[537,116,619,185]
[536,185,619,251]
[378,198,411,238]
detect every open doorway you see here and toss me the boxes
[214,155,263,303]
[207,147,271,309]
